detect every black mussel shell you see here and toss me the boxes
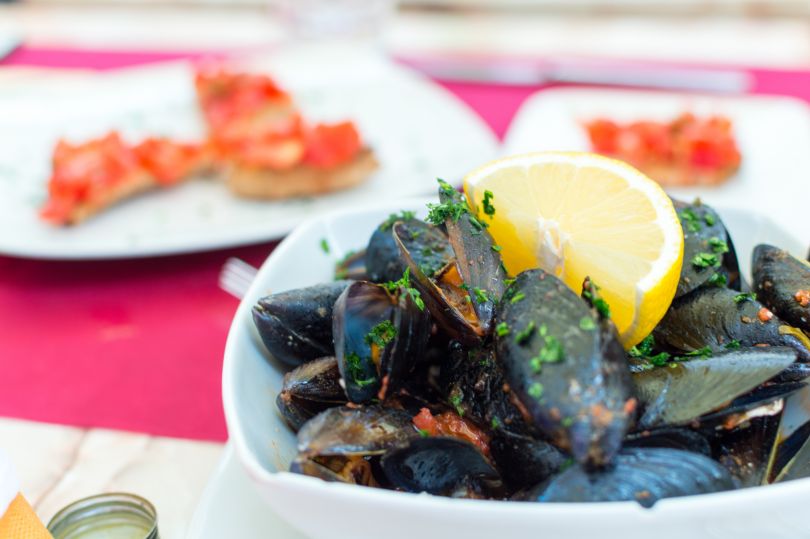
[394,222,483,345]
[673,199,740,297]
[334,249,368,281]
[533,447,737,507]
[333,281,431,403]
[437,181,507,333]
[653,287,810,361]
[712,414,782,487]
[774,420,810,482]
[366,217,452,283]
[276,356,346,431]
[495,269,633,467]
[490,430,567,491]
[253,281,351,367]
[753,244,810,334]
[632,347,798,429]
[625,428,711,456]
[296,405,417,458]
[439,344,530,436]
[381,437,500,496]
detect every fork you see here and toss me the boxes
[218,257,259,300]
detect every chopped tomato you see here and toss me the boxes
[195,68,291,134]
[413,408,491,458]
[133,138,207,185]
[40,132,141,224]
[304,122,362,169]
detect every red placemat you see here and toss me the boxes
[2,45,809,441]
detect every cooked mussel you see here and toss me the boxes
[381,437,501,497]
[333,281,431,403]
[253,281,351,366]
[365,213,452,283]
[712,414,782,487]
[531,447,737,507]
[291,405,418,484]
[673,199,741,296]
[495,269,634,467]
[632,347,798,429]
[276,356,346,431]
[334,249,368,281]
[653,287,810,361]
[753,244,810,334]
[490,430,567,491]
[625,428,711,456]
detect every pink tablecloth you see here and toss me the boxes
[2,46,809,441]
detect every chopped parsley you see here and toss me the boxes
[379,210,416,231]
[319,238,330,254]
[490,416,501,430]
[473,287,490,303]
[582,279,611,319]
[725,339,741,350]
[515,321,536,345]
[708,237,729,255]
[510,292,526,304]
[504,278,516,287]
[495,322,511,337]
[426,199,468,225]
[449,392,464,416]
[437,178,456,197]
[418,428,430,438]
[645,352,672,367]
[734,292,757,304]
[345,352,376,388]
[579,317,596,331]
[383,268,425,310]
[561,417,574,428]
[629,335,656,358]
[491,245,503,252]
[683,346,713,358]
[692,252,720,269]
[707,272,727,287]
[528,382,544,400]
[365,320,397,348]
[482,190,496,217]
[680,208,702,233]
[704,213,716,226]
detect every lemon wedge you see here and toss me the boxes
[464,151,684,348]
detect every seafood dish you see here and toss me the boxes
[249,172,810,508]
[585,113,741,187]
[40,68,377,226]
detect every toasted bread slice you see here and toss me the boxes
[226,148,378,199]
[57,170,157,225]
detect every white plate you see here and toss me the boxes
[223,197,810,539]
[0,46,497,259]
[503,88,810,238]
[186,444,304,539]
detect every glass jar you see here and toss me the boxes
[47,493,158,539]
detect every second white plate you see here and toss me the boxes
[503,88,810,238]
[0,46,497,259]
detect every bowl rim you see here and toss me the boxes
[222,196,810,517]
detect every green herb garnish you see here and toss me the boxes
[708,237,729,255]
[495,322,510,337]
[510,292,526,304]
[683,346,713,358]
[692,252,719,269]
[319,238,330,254]
[449,392,464,416]
[418,428,430,438]
[528,382,544,400]
[482,190,496,217]
[515,321,536,345]
[365,320,397,348]
[491,245,502,252]
[704,213,716,226]
[383,268,425,310]
[473,287,490,303]
[707,272,727,287]
[725,339,741,350]
[579,317,596,331]
[490,417,501,430]
[379,210,416,231]
[680,208,702,233]
[734,292,757,304]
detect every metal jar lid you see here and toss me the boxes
[47,492,158,539]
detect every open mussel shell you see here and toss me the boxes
[333,281,431,403]
[253,281,351,367]
[653,287,810,361]
[633,347,798,429]
[753,244,810,333]
[393,221,483,345]
[276,356,346,431]
[625,428,711,456]
[673,199,741,297]
[437,182,507,333]
[439,344,529,436]
[366,217,452,284]
[532,447,737,507]
[774,420,810,482]
[334,249,368,281]
[712,414,782,488]
[489,430,566,491]
[296,405,417,458]
[495,269,633,467]
[381,437,500,496]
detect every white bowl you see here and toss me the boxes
[223,198,810,539]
